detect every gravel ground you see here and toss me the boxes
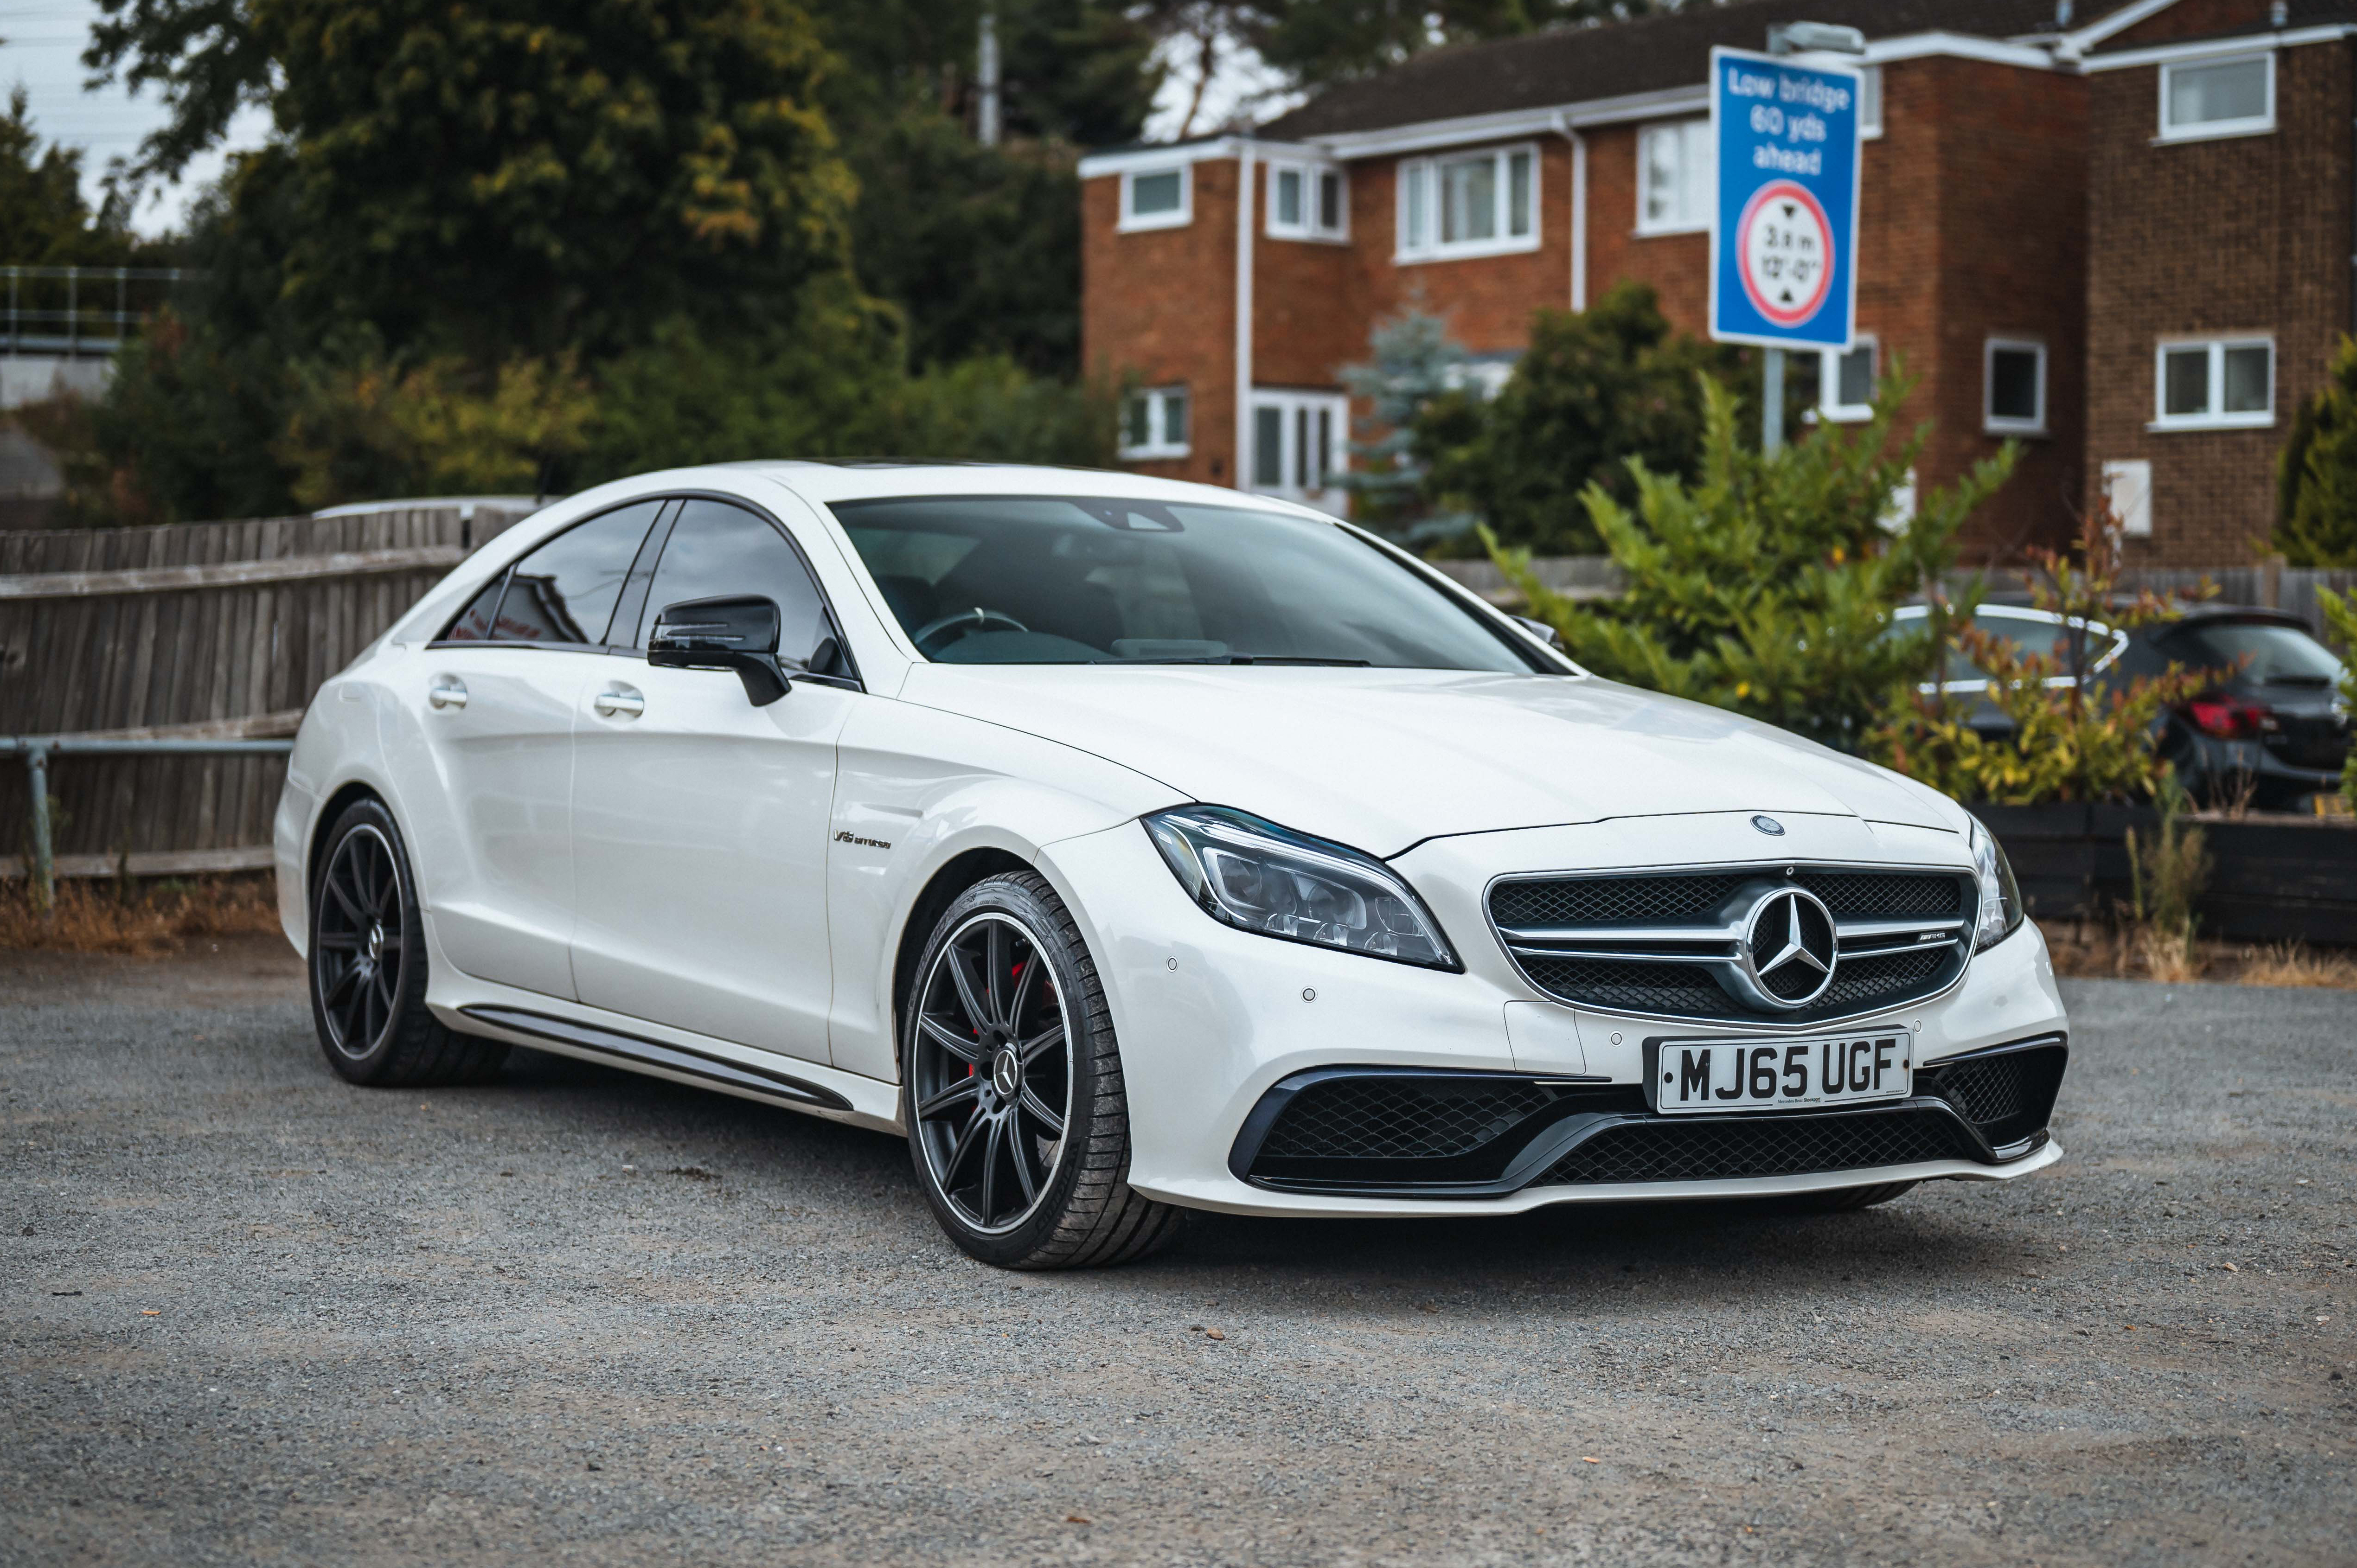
[4,935,2353,1567]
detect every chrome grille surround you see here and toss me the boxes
[1486,860,1982,1028]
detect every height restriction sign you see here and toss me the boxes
[1708,46,1862,352]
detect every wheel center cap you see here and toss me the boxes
[365,923,384,963]
[990,1046,1021,1100]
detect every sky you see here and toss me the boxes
[1,0,272,237]
[3,2,1280,242]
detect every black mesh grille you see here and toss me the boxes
[1796,872,1960,919]
[1537,1107,1974,1186]
[1260,1077,1554,1161]
[1518,957,1731,1016]
[1922,1043,2067,1149]
[1491,870,1965,930]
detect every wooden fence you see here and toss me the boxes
[0,504,531,877]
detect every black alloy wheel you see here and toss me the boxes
[307,797,507,1088]
[911,910,1073,1235]
[903,872,1181,1268]
[314,821,405,1062]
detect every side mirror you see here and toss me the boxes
[1511,614,1564,652]
[647,595,790,706]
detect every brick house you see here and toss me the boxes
[1077,0,2356,564]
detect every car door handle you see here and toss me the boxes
[427,676,468,711]
[593,685,645,719]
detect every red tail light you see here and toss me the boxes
[2182,695,2275,739]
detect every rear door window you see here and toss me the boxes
[442,499,666,646]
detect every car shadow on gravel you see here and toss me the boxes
[488,1044,2029,1300]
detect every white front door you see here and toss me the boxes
[568,499,857,1064]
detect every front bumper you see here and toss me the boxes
[1038,813,2071,1218]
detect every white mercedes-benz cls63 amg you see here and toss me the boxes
[274,463,2068,1267]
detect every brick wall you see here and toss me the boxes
[2085,38,2354,565]
[1922,57,2090,562]
[1081,161,1241,486]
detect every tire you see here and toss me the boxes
[902,871,1183,1269]
[1791,1180,1918,1213]
[308,797,508,1088]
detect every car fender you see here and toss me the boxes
[825,694,1185,1082]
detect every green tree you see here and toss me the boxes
[1420,282,1743,555]
[1335,306,1471,540]
[1249,0,1659,89]
[1492,373,2016,753]
[2276,335,2357,568]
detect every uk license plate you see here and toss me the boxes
[1654,1033,1913,1114]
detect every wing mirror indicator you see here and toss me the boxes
[647,595,791,706]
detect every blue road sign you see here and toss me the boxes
[1708,46,1863,352]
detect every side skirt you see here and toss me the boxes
[455,1004,874,1121]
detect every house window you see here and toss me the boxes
[2159,53,2273,141]
[1984,338,2047,435]
[1119,164,1191,231]
[1819,336,1877,422]
[1249,390,1349,501]
[2152,337,2274,430]
[1396,145,1538,261]
[2101,460,2153,538]
[1637,119,1712,235]
[1268,162,1347,240]
[1859,64,1883,139]
[1120,386,1190,459]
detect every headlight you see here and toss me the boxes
[1967,816,2024,952]
[1144,806,1460,970]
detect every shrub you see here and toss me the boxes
[1423,282,1743,555]
[1492,370,2012,752]
[2319,586,2357,813]
[2277,336,2357,568]
[1874,513,2209,804]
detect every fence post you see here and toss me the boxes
[2261,553,2285,609]
[27,743,54,915]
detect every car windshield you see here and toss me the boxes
[1888,607,2117,685]
[829,495,1540,671]
[2164,620,2344,685]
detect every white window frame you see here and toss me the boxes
[1248,389,1349,504]
[1635,118,1713,237]
[1859,64,1884,140]
[1118,164,1192,232]
[1119,385,1191,460]
[2150,336,2275,431]
[1819,334,1877,423]
[2157,51,2274,144]
[1267,160,1348,242]
[1394,143,1540,263]
[1983,337,2049,436]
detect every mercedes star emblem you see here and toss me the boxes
[1735,887,1839,1010]
[1751,814,1786,836]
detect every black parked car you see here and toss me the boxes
[1889,601,2350,811]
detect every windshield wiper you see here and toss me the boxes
[1223,655,1373,666]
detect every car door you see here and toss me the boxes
[398,497,669,999]
[569,496,859,1064]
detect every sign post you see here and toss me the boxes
[1708,42,1864,451]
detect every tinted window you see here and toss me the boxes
[2162,621,2343,685]
[639,499,835,669]
[442,575,506,642]
[492,500,664,646]
[832,495,1537,672]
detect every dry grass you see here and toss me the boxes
[2045,921,2357,989]
[0,873,282,954]
[2234,940,2357,989]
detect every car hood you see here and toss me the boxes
[897,666,1959,856]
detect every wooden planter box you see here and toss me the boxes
[1977,804,2357,947]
